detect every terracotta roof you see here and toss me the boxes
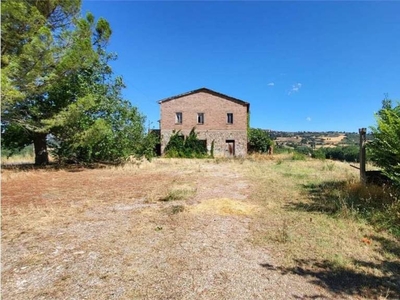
[158,87,250,108]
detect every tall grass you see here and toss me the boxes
[316,181,400,237]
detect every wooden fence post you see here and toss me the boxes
[359,128,367,185]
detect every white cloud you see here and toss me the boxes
[306,117,311,122]
[267,82,275,86]
[288,83,302,95]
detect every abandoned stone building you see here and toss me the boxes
[159,88,250,157]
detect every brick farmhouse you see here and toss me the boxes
[158,88,250,157]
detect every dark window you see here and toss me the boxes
[175,112,182,124]
[197,113,204,124]
[227,113,233,124]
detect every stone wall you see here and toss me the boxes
[161,129,248,157]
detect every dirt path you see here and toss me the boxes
[2,160,334,299]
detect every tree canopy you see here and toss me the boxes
[1,0,154,164]
[369,99,400,187]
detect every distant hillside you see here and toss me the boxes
[268,131,373,149]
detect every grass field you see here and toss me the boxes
[2,155,399,299]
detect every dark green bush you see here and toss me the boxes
[164,128,208,158]
[294,145,312,156]
[311,146,359,162]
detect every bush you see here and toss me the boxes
[1,144,34,159]
[274,146,292,154]
[164,128,208,158]
[312,148,326,160]
[248,128,273,153]
[292,152,307,161]
[294,145,312,156]
[311,146,359,162]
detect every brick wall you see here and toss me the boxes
[160,91,249,156]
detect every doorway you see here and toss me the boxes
[225,140,235,157]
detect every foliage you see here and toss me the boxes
[45,60,155,163]
[273,145,293,154]
[294,145,312,156]
[1,144,33,159]
[248,128,273,153]
[369,99,400,187]
[292,152,307,161]
[312,146,359,162]
[164,128,208,158]
[1,123,32,156]
[1,1,152,164]
[312,148,326,160]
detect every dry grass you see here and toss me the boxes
[190,198,258,216]
[321,134,346,143]
[242,155,399,298]
[2,156,399,299]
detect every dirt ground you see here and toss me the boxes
[0,159,376,299]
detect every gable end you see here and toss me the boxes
[158,88,250,111]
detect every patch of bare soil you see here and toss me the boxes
[2,160,333,299]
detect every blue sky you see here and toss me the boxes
[82,1,400,132]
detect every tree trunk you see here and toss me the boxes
[33,132,49,165]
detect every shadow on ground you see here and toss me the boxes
[287,181,348,214]
[274,180,400,298]
[1,162,111,172]
[260,256,400,299]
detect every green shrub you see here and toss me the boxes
[312,148,326,160]
[311,146,359,162]
[274,145,292,154]
[294,145,312,156]
[292,152,306,161]
[1,144,34,158]
[164,128,208,158]
[248,128,273,153]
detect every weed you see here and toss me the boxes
[169,205,185,215]
[328,254,352,271]
[323,162,335,171]
[292,153,306,161]
[145,189,164,203]
[277,220,290,243]
[159,186,196,202]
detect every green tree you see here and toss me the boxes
[248,128,273,153]
[369,99,400,187]
[2,0,102,164]
[1,1,152,164]
[44,45,154,163]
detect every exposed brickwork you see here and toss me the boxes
[159,90,249,156]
